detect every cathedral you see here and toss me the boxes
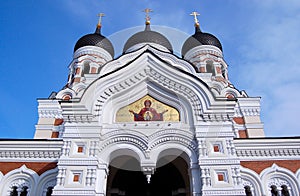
[0,10,300,196]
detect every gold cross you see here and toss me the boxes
[143,8,153,22]
[190,11,200,24]
[97,13,105,26]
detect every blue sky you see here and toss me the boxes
[0,0,299,138]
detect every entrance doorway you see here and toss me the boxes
[106,156,189,196]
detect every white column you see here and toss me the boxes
[95,163,109,196]
[190,163,201,196]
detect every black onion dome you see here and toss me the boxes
[123,24,173,53]
[182,26,222,57]
[74,25,114,57]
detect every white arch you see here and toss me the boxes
[240,166,263,196]
[36,168,58,196]
[99,142,147,164]
[296,168,300,187]
[150,142,198,166]
[260,164,299,196]
[73,49,234,123]
[0,171,3,184]
[56,87,76,99]
[0,165,38,195]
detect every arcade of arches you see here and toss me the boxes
[107,155,189,196]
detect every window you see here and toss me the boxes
[244,186,252,196]
[10,186,18,196]
[271,185,279,196]
[281,185,290,196]
[20,186,28,196]
[206,60,215,76]
[83,62,90,74]
[46,186,53,196]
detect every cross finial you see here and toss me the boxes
[190,11,200,26]
[143,8,153,24]
[97,13,105,27]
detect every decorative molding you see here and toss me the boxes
[198,159,240,165]
[58,159,99,166]
[73,46,113,62]
[0,140,63,160]
[37,100,63,119]
[234,138,300,160]
[201,190,246,196]
[99,129,197,156]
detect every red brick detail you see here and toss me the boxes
[216,67,221,74]
[63,94,71,100]
[0,162,57,175]
[51,132,59,138]
[54,119,64,126]
[213,145,220,152]
[73,174,80,182]
[77,146,83,153]
[74,77,81,83]
[75,68,81,74]
[233,117,245,125]
[238,130,248,138]
[91,67,97,74]
[241,160,300,174]
[226,93,235,99]
[199,67,206,73]
[217,173,224,181]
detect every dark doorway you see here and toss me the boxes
[107,156,189,196]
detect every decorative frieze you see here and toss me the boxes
[0,140,62,160]
[234,138,300,159]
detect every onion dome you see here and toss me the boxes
[182,13,222,57]
[74,18,114,57]
[123,10,173,53]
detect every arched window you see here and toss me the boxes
[20,186,28,196]
[271,185,279,196]
[10,186,18,196]
[281,185,290,196]
[206,60,215,76]
[244,186,252,196]
[83,62,90,75]
[46,186,53,196]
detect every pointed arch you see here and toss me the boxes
[76,50,235,122]
[296,168,300,182]
[99,136,148,164]
[0,165,38,195]
[0,171,3,182]
[260,164,299,196]
[36,168,58,196]
[240,166,263,196]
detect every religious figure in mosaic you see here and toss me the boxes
[129,99,168,121]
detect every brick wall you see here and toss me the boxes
[0,162,57,175]
[241,160,300,174]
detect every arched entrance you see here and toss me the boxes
[106,156,190,196]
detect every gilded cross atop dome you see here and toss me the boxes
[143,8,153,25]
[190,11,200,27]
[97,13,105,27]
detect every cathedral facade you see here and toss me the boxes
[0,12,300,196]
